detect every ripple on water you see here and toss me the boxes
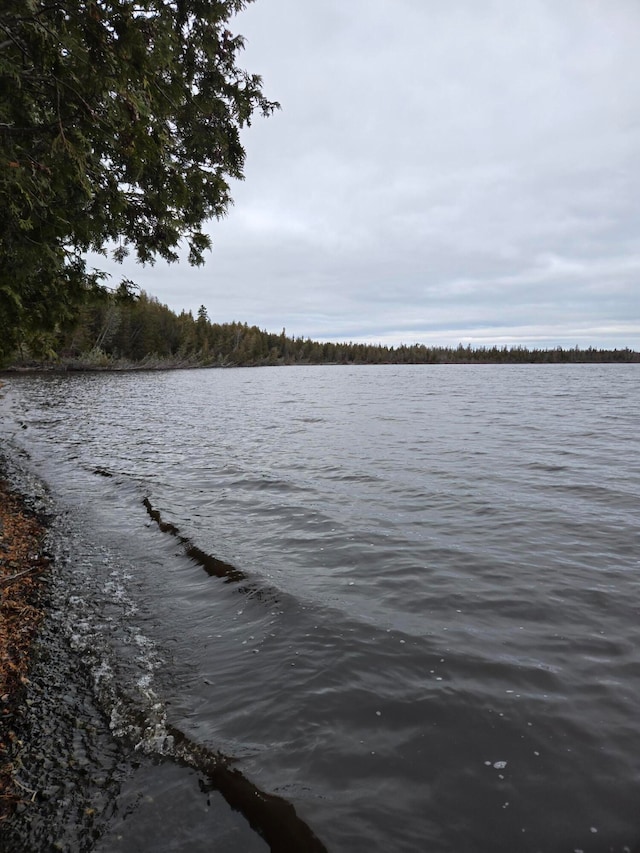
[1,364,639,852]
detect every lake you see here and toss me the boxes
[1,364,639,852]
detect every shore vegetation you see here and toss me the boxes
[2,289,638,369]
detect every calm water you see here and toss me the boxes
[1,364,639,852]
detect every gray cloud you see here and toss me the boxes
[109,0,640,347]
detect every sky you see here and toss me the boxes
[104,0,640,349]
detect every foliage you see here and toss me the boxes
[8,289,638,368]
[0,0,277,358]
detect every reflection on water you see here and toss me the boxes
[1,364,639,852]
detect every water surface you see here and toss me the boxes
[1,364,639,852]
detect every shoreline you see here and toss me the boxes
[2,358,639,379]
[0,449,328,851]
[0,474,49,824]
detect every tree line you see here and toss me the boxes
[6,288,637,368]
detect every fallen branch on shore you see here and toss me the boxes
[0,565,42,588]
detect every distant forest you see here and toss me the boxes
[10,289,640,368]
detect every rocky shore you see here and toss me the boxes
[0,475,49,823]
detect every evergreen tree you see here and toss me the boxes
[0,0,278,358]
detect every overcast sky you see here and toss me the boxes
[109,0,639,348]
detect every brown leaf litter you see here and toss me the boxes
[0,479,49,822]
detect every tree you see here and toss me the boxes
[0,0,277,359]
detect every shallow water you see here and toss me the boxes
[1,364,639,852]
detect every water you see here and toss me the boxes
[1,364,639,852]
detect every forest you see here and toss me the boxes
[5,288,638,368]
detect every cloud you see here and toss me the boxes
[108,0,640,348]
